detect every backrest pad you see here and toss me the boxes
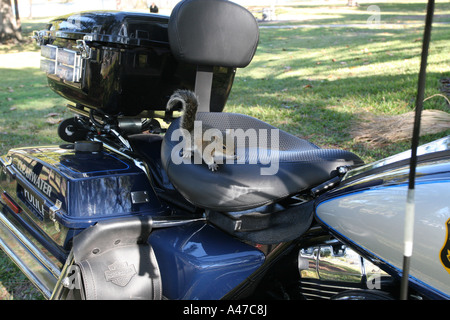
[168,0,259,68]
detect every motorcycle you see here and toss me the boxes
[0,0,448,301]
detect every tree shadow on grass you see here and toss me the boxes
[264,1,450,26]
[0,20,50,54]
[227,21,449,162]
[0,67,68,155]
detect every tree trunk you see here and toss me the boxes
[13,0,21,31]
[0,0,22,44]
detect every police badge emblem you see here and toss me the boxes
[440,218,450,275]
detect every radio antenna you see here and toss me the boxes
[400,0,435,300]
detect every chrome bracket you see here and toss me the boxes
[49,199,62,222]
[131,191,150,204]
[32,30,51,46]
[75,38,92,59]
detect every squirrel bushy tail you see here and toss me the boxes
[166,89,198,133]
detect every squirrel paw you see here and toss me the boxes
[208,163,219,172]
[182,150,193,159]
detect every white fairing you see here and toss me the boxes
[316,170,450,298]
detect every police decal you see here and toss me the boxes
[440,218,450,275]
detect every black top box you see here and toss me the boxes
[35,11,235,116]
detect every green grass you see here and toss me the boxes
[0,19,70,157]
[0,19,65,300]
[0,67,71,152]
[0,254,45,300]
[264,0,450,25]
[0,1,449,300]
[226,5,450,161]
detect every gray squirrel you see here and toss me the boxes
[166,90,236,171]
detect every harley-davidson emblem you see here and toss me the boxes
[104,261,137,287]
[440,219,450,275]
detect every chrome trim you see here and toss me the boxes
[50,250,77,300]
[66,104,103,123]
[344,135,450,180]
[152,216,206,228]
[299,279,363,300]
[110,128,133,151]
[298,240,390,299]
[0,207,61,299]
[0,155,12,167]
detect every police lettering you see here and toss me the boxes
[17,162,52,197]
[24,189,45,216]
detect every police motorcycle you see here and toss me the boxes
[0,0,449,300]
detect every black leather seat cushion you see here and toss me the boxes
[161,113,363,211]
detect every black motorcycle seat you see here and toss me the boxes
[161,112,364,212]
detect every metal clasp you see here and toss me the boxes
[32,30,51,46]
[49,199,62,222]
[75,38,91,59]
